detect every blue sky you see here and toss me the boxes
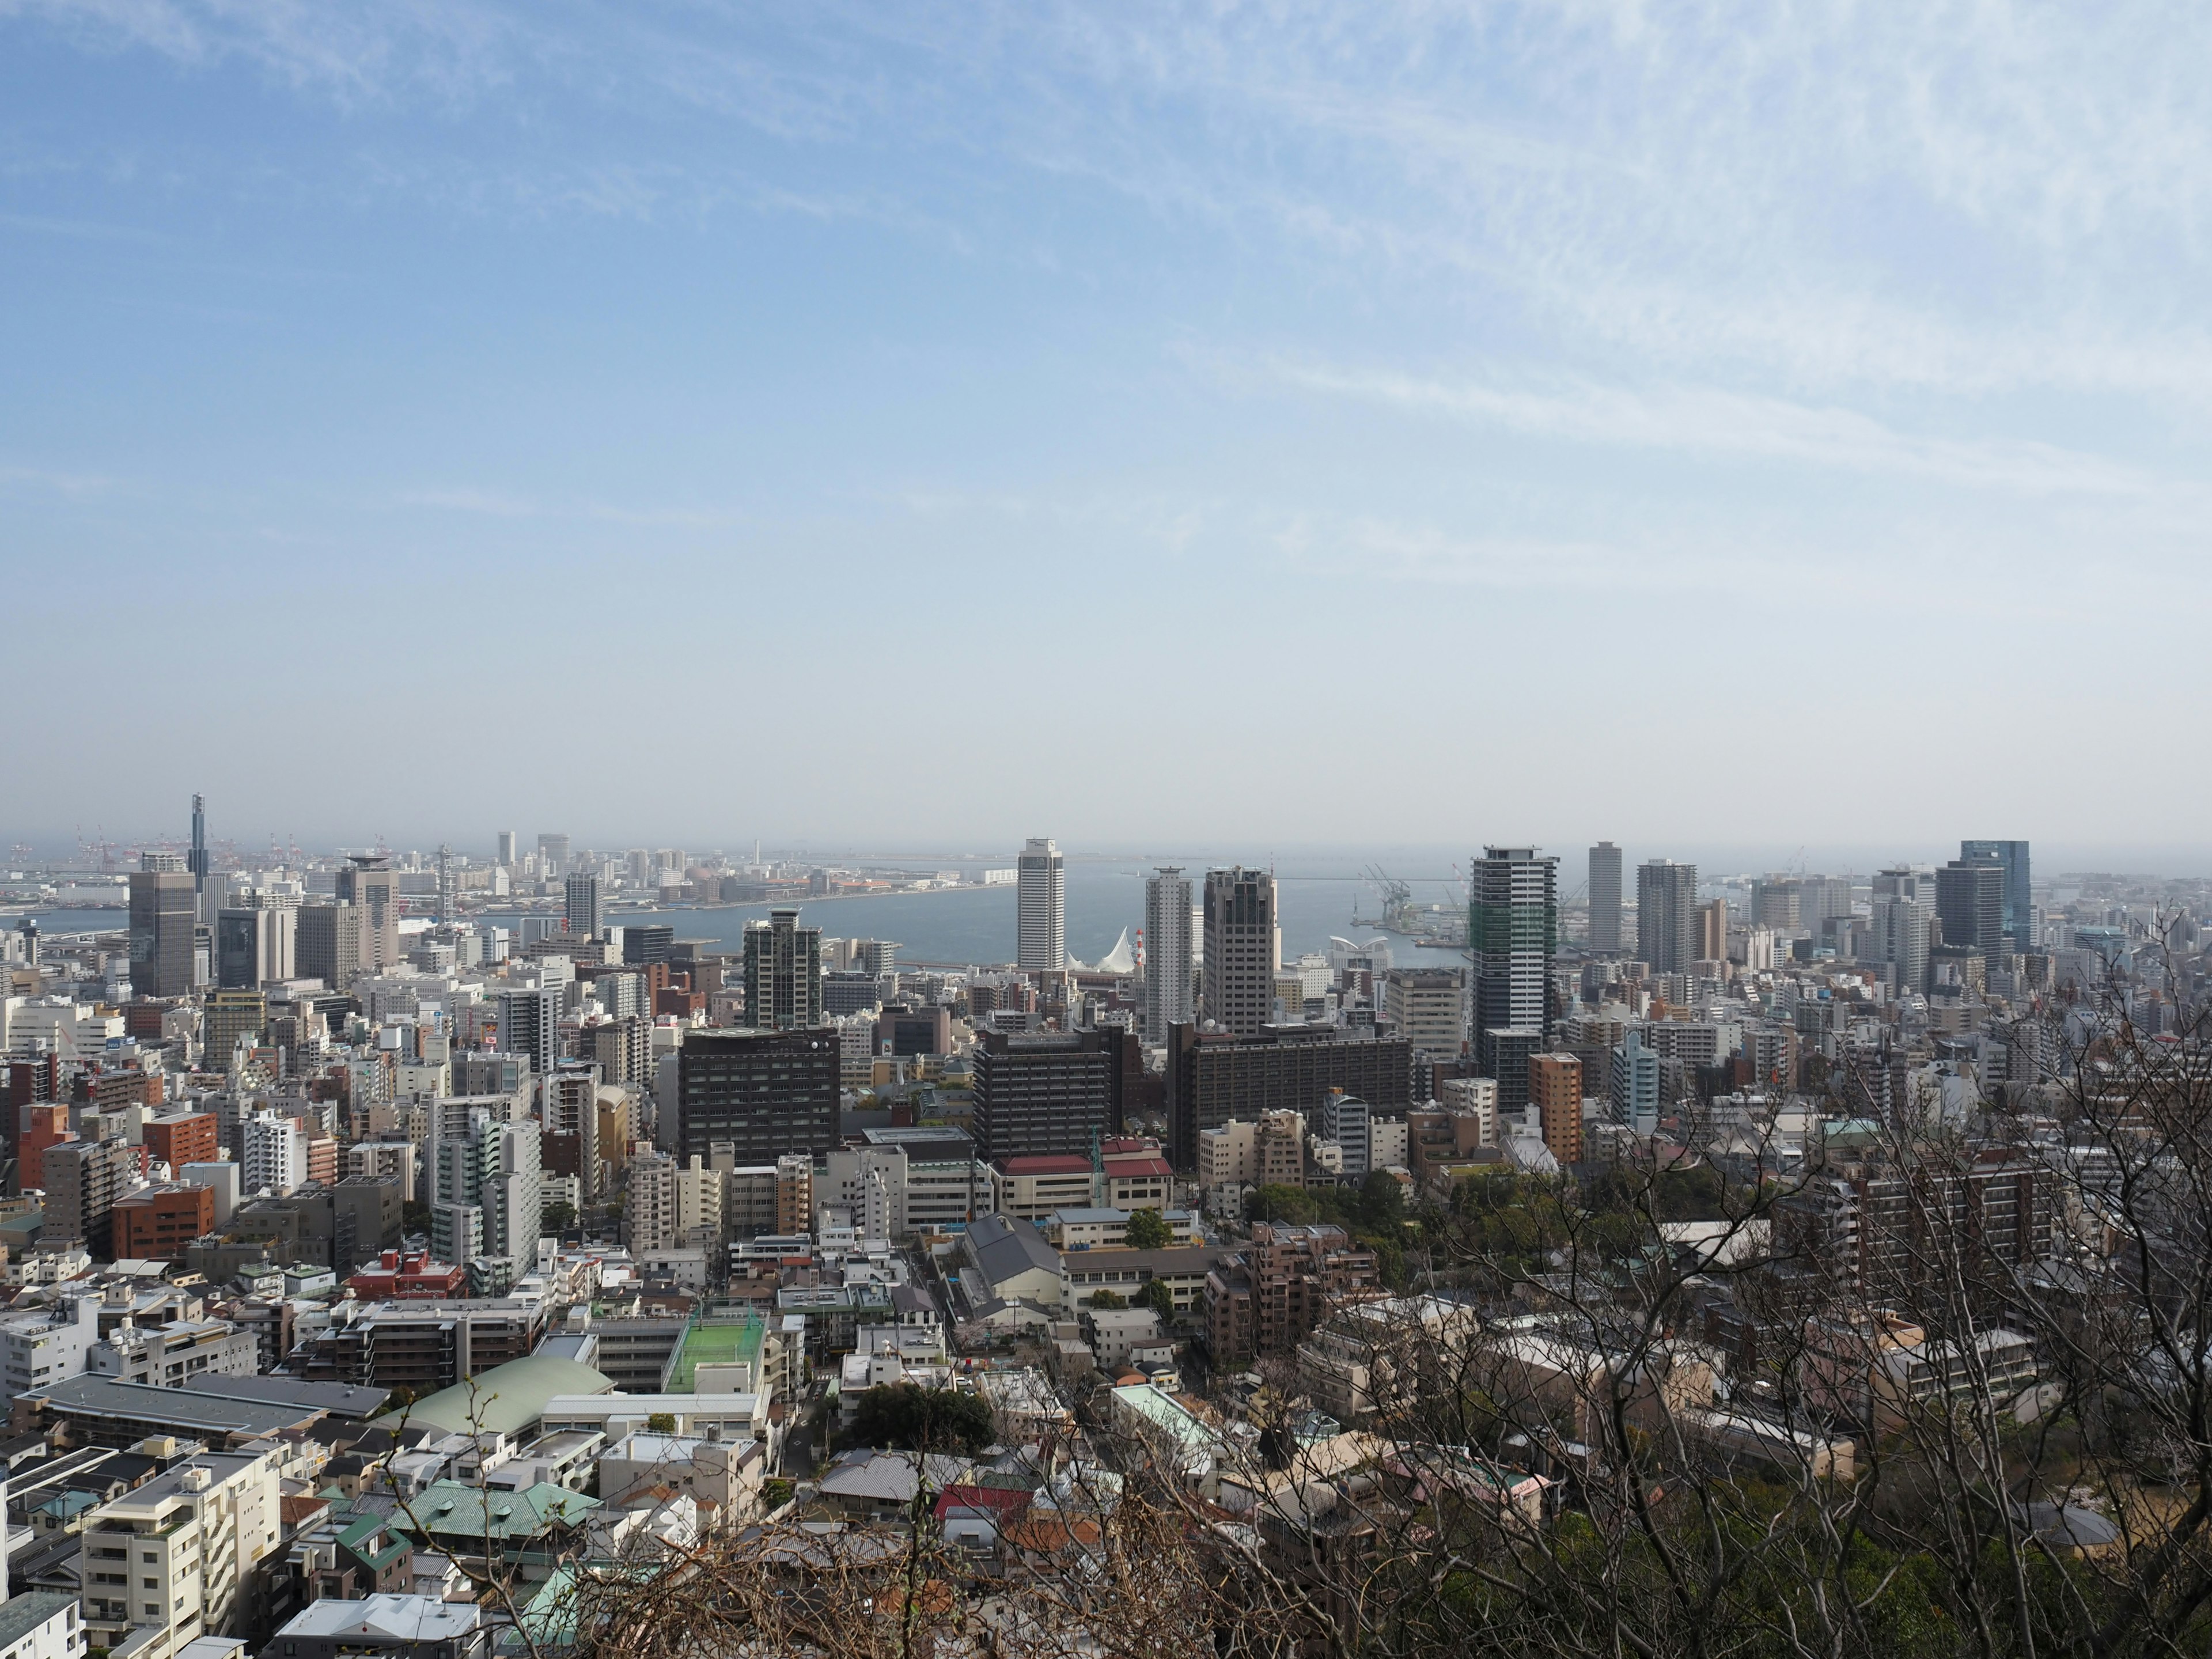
[3,3,2207,858]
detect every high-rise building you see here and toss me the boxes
[1531,1051,1584,1166]
[1636,859,1699,975]
[1016,838,1066,971]
[623,924,675,967]
[742,908,824,1031]
[1164,1023,1412,1172]
[1469,847,1558,1078]
[215,906,296,989]
[188,791,211,926]
[43,1137,135,1255]
[1608,1031,1661,1135]
[1960,840,2032,953]
[563,873,602,940]
[1869,891,1931,994]
[128,864,197,998]
[1142,867,1195,1039]
[1588,842,1623,956]
[538,833,571,873]
[203,988,267,1069]
[432,1107,541,1269]
[674,1027,840,1164]
[497,830,518,867]
[496,986,562,1078]
[241,1110,308,1195]
[1936,857,2007,968]
[1203,866,1279,1036]
[1696,898,1729,963]
[335,854,400,972]
[294,903,362,992]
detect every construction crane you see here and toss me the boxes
[1354,866,1418,933]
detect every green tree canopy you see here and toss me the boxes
[1123,1207,1173,1249]
[850,1383,995,1456]
[1087,1289,1128,1309]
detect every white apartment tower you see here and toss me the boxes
[1142,867,1195,1038]
[1016,838,1065,972]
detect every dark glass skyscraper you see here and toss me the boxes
[1937,857,2008,967]
[1960,839,2031,953]
[1637,859,1699,974]
[1469,846,1558,1077]
[1587,842,1623,956]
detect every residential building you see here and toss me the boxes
[494,987,560,1080]
[1637,859,1699,975]
[128,866,197,998]
[562,874,601,941]
[1468,847,1558,1077]
[1609,1032,1661,1135]
[78,1448,282,1659]
[1203,1223,1380,1363]
[346,1140,419,1204]
[674,1028,840,1165]
[1016,838,1066,972]
[1587,841,1623,955]
[43,1138,135,1256]
[1317,1090,1371,1179]
[1531,1052,1583,1166]
[241,1112,307,1196]
[1195,1111,1306,1191]
[741,909,823,1031]
[1202,866,1278,1035]
[270,1596,486,1659]
[539,1065,602,1203]
[624,1152,679,1253]
[144,1112,217,1172]
[1142,867,1195,1039]
[0,1296,100,1398]
[1696,899,1728,964]
[430,1110,540,1274]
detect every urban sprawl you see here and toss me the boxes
[0,812,2200,1657]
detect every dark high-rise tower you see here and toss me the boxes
[188,793,210,922]
[1203,866,1279,1036]
[563,873,602,940]
[1937,857,2007,968]
[1588,842,1623,956]
[128,857,197,998]
[1636,859,1699,974]
[1960,840,2031,953]
[1469,846,1558,1083]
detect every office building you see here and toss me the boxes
[623,924,674,967]
[971,1030,1115,1162]
[1469,847,1558,1080]
[1588,841,1623,956]
[1142,867,1195,1039]
[1960,840,2032,953]
[1203,866,1279,1036]
[674,1028,840,1164]
[1016,838,1066,971]
[495,986,561,1078]
[295,903,362,993]
[431,1108,541,1270]
[1869,892,1931,994]
[129,865,197,998]
[1382,967,1465,1058]
[1165,1023,1412,1172]
[215,906,295,989]
[497,830,518,866]
[1636,859,1699,975]
[563,874,601,940]
[538,833,571,873]
[1483,1027,1544,1116]
[202,988,266,1068]
[335,854,400,972]
[1531,1052,1584,1166]
[743,908,823,1031]
[112,1184,217,1261]
[1936,857,2007,968]
[145,1111,217,1172]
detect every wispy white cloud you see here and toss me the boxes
[1270,361,2164,497]
[399,487,737,529]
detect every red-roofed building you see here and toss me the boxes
[993,1154,1095,1220]
[347,1248,467,1301]
[1100,1152,1173,1212]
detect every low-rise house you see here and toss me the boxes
[1081,1308,1164,1369]
[268,1595,485,1659]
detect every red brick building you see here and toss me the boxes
[1204,1222,1381,1363]
[113,1183,217,1260]
[145,1111,218,1172]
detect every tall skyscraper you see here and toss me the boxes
[1869,891,1931,994]
[1143,867,1195,1038]
[1203,866,1279,1036]
[1469,847,1558,1071]
[187,792,211,925]
[495,984,562,1077]
[1016,838,1065,971]
[295,903,361,992]
[216,906,296,989]
[1637,859,1699,973]
[743,908,824,1030]
[1937,857,2007,967]
[563,873,602,940]
[336,854,399,971]
[128,859,197,998]
[497,830,518,867]
[1696,898,1729,963]
[538,833,571,873]
[1587,842,1623,956]
[1960,839,2032,953]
